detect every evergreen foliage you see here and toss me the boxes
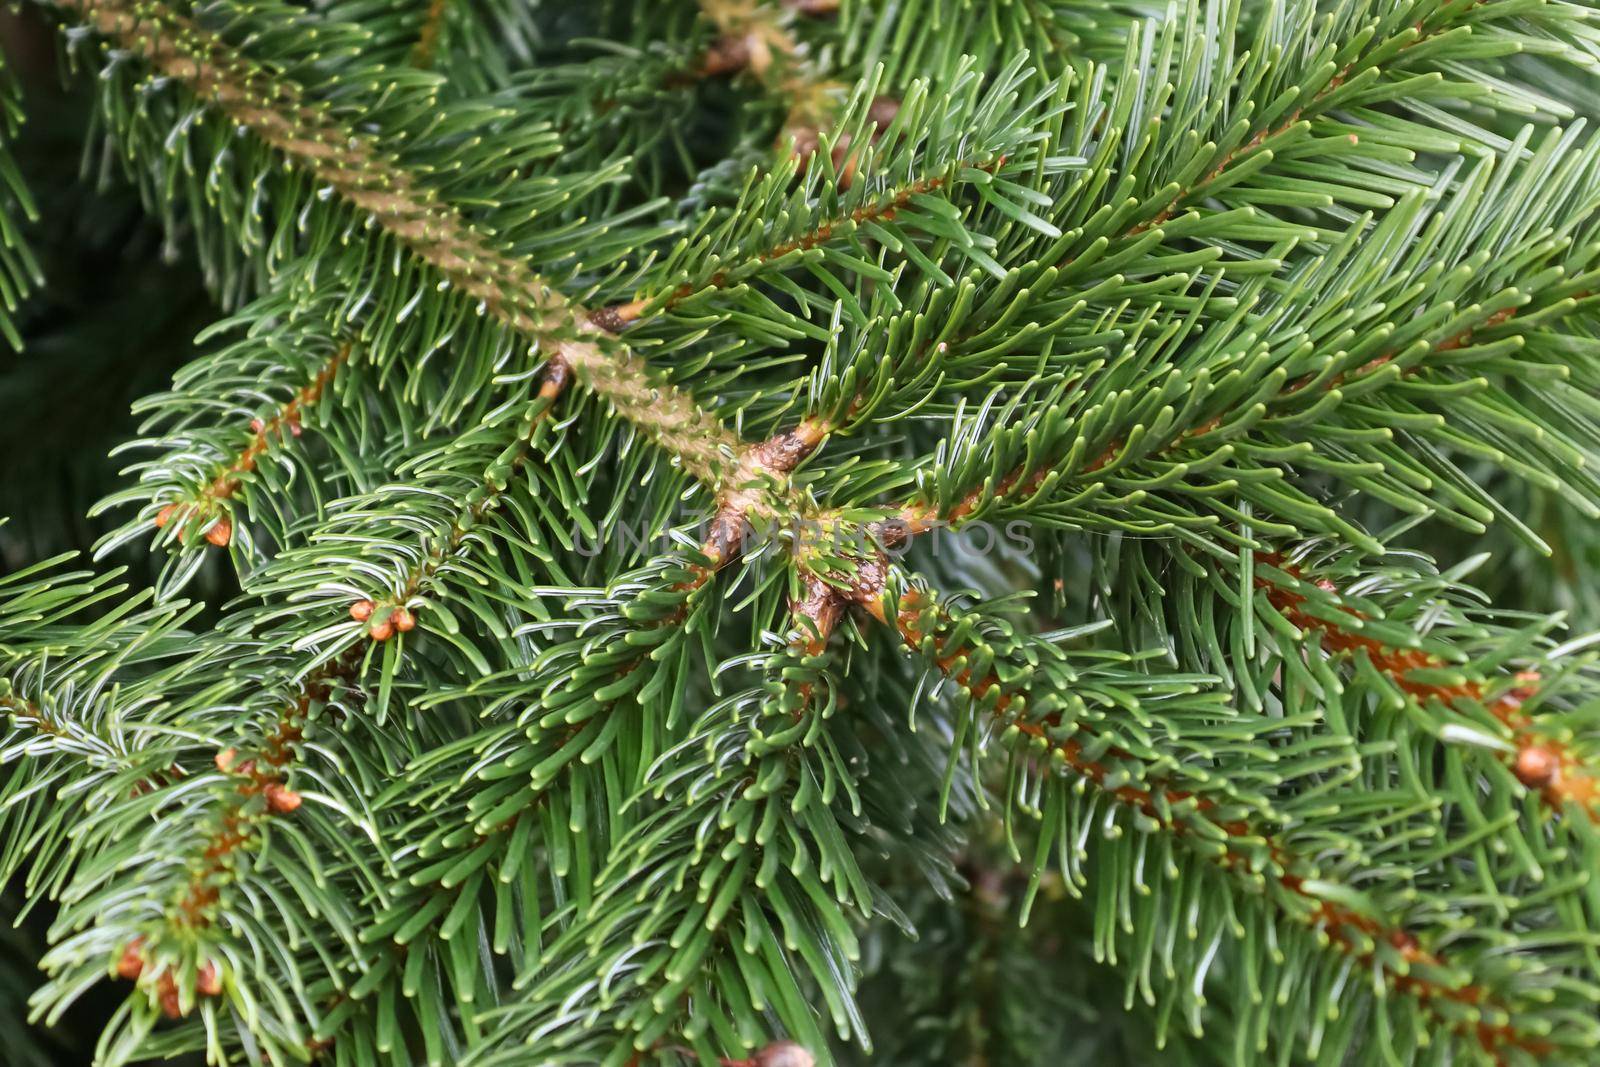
[2,0,1600,1064]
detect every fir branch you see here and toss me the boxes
[892,294,1540,534]
[12,0,1600,1062]
[57,389,571,1031]
[87,290,387,595]
[1129,5,1509,237]
[868,144,1600,553]
[316,551,725,1056]
[127,0,459,559]
[149,341,351,550]
[1256,551,1600,818]
[0,583,208,894]
[58,0,563,331]
[0,54,41,351]
[807,0,1600,510]
[57,0,755,492]
[75,647,373,1036]
[592,151,1005,331]
[364,371,569,635]
[867,581,1561,1061]
[468,669,873,1063]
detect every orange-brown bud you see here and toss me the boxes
[264,782,302,814]
[1514,745,1562,790]
[368,619,394,641]
[1508,670,1541,703]
[205,518,233,547]
[392,606,416,633]
[116,937,146,981]
[154,503,179,529]
[349,599,375,622]
[197,962,222,997]
[1388,928,1420,959]
[699,34,752,77]
[215,748,238,773]
[754,1041,815,1067]
[158,972,182,1018]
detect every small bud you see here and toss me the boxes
[349,599,375,622]
[249,417,265,433]
[205,518,233,547]
[197,961,222,997]
[368,618,394,641]
[754,1042,815,1067]
[699,34,751,77]
[215,748,238,773]
[116,937,145,980]
[1514,745,1561,791]
[154,504,178,529]
[264,782,303,813]
[158,973,182,1018]
[392,606,416,633]
[587,304,630,334]
[1388,928,1419,958]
